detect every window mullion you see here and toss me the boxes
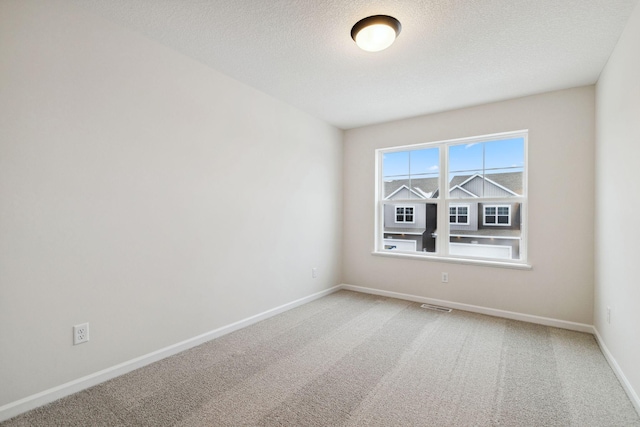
[440,143,449,256]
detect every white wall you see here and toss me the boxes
[344,86,595,324]
[595,0,640,408]
[0,0,342,408]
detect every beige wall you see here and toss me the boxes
[344,86,595,324]
[595,0,640,406]
[0,0,342,407]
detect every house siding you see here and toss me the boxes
[384,203,427,230]
[478,202,521,231]
[450,203,479,232]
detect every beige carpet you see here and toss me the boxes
[3,290,639,426]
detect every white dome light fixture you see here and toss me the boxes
[351,15,402,52]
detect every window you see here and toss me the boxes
[449,205,469,224]
[395,206,415,223]
[484,205,510,226]
[375,130,527,265]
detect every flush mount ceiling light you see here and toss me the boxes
[351,15,402,52]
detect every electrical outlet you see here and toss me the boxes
[312,268,318,279]
[441,272,449,283]
[73,323,89,345]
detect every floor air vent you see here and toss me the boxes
[420,303,452,313]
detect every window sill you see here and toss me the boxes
[371,250,532,270]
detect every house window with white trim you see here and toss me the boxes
[449,205,469,224]
[484,205,510,225]
[375,130,528,265]
[395,206,415,223]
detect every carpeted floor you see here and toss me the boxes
[3,290,639,426]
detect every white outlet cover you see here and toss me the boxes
[73,323,90,345]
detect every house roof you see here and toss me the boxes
[449,172,523,196]
[383,178,439,199]
[384,172,523,199]
[385,184,431,200]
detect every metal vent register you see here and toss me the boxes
[420,303,452,313]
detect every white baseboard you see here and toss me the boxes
[592,327,640,416]
[340,284,594,333]
[5,284,637,422]
[0,285,342,423]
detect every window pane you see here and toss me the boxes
[409,147,439,199]
[409,174,439,199]
[383,203,438,253]
[449,143,483,198]
[449,143,483,173]
[498,216,509,224]
[450,202,522,260]
[459,215,467,223]
[484,138,524,171]
[449,138,524,198]
[410,148,440,175]
[383,148,439,200]
[384,175,410,200]
[485,138,524,197]
[449,234,521,260]
[383,152,409,178]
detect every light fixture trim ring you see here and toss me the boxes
[350,15,402,42]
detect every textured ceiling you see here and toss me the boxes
[75,0,639,129]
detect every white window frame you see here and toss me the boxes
[373,130,529,268]
[395,205,415,223]
[483,204,511,226]
[449,204,470,225]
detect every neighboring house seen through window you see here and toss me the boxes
[376,130,527,265]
